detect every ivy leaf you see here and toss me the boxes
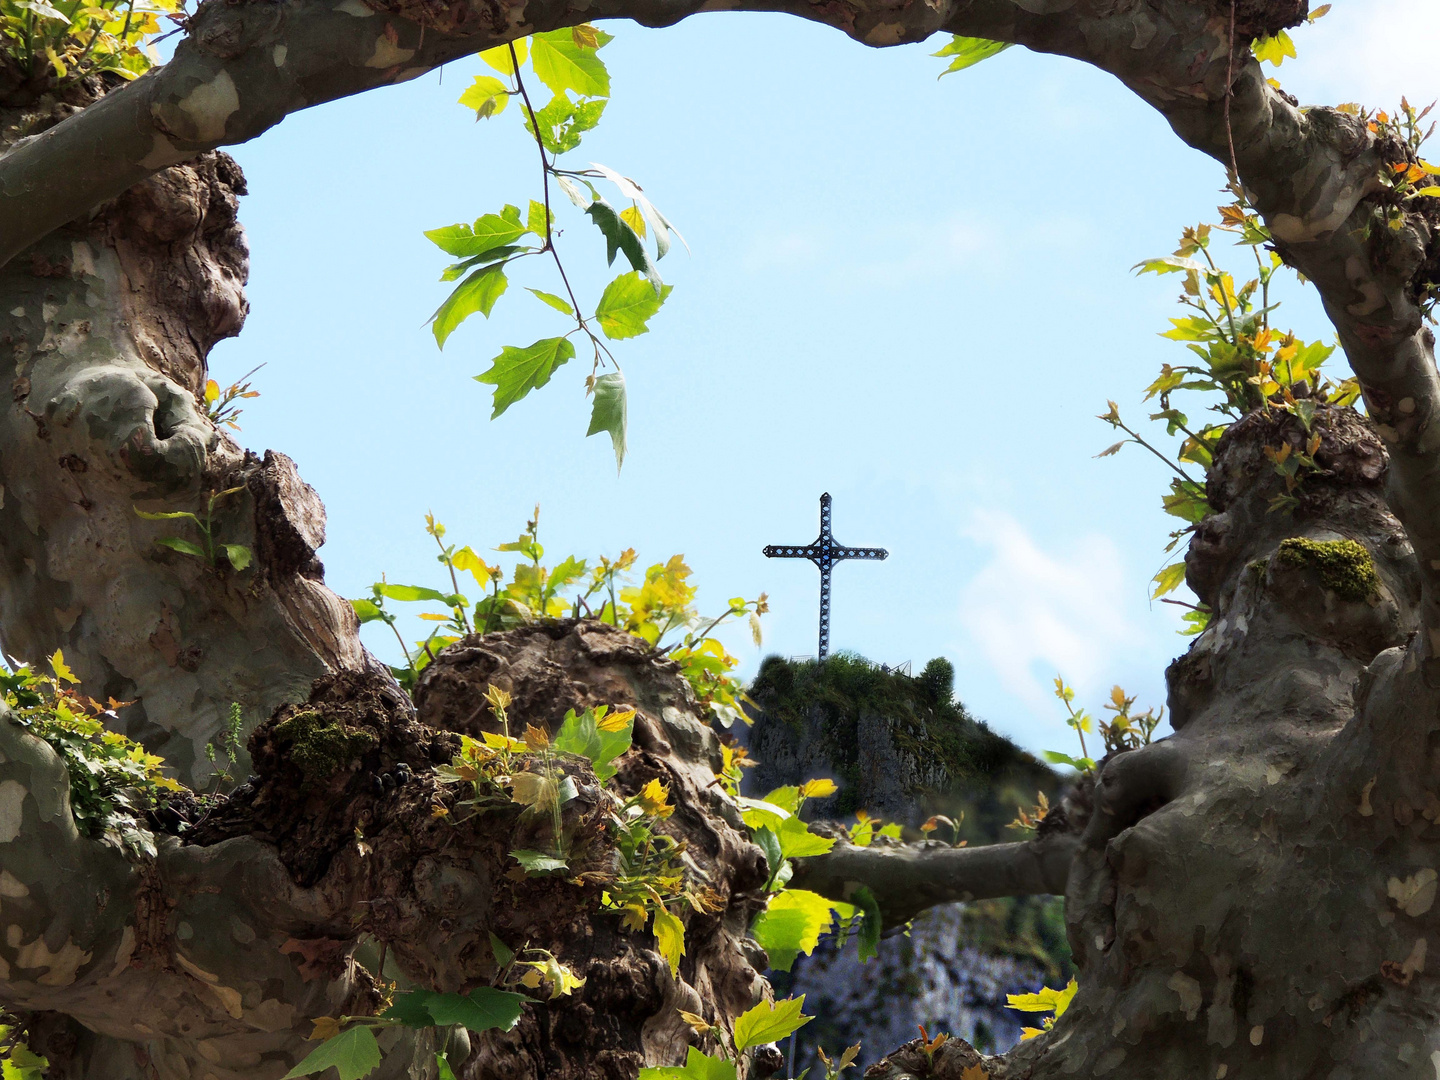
[732,996,813,1051]
[595,273,672,340]
[749,889,837,972]
[932,35,1013,77]
[586,372,628,472]
[459,75,509,118]
[529,28,610,98]
[652,906,685,977]
[475,337,576,419]
[527,288,573,315]
[424,987,528,1032]
[281,1026,381,1080]
[585,197,662,293]
[479,38,526,75]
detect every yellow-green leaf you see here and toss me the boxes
[652,906,685,976]
[732,996,813,1051]
[1150,562,1187,600]
[480,38,526,75]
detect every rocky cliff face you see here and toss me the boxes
[741,654,1072,1071]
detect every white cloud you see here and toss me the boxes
[956,510,1144,714]
[1285,1,1440,109]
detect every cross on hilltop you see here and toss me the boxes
[763,493,888,660]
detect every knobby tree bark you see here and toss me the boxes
[2,0,1440,1077]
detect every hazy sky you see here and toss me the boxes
[209,2,1440,754]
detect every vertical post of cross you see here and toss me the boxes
[763,492,888,660]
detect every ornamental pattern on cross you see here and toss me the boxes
[763,492,888,660]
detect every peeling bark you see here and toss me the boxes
[6,1,1440,1078]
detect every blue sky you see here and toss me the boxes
[209,1,1439,754]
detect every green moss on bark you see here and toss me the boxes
[273,710,377,782]
[1276,538,1378,601]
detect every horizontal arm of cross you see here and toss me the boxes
[763,545,823,559]
[834,547,888,560]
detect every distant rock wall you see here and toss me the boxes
[739,654,1072,1072]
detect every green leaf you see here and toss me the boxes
[554,705,634,783]
[489,931,515,967]
[585,197,662,292]
[586,372,627,472]
[852,885,881,963]
[376,583,449,603]
[1040,750,1096,772]
[546,554,588,593]
[459,75,509,118]
[932,35,1013,77]
[1,1040,49,1080]
[775,814,836,860]
[652,905,685,977]
[737,796,790,832]
[424,987,528,1032]
[595,273,672,340]
[134,507,200,523]
[589,163,687,260]
[425,210,526,257]
[432,266,509,349]
[732,996,813,1051]
[222,544,252,571]
[1133,255,1204,276]
[762,786,801,813]
[511,848,569,874]
[529,28,610,98]
[526,92,607,155]
[753,826,790,891]
[639,1048,738,1080]
[381,990,440,1027]
[527,288,574,315]
[439,245,524,283]
[479,38,526,75]
[474,337,576,419]
[350,598,384,623]
[526,199,551,237]
[750,890,837,972]
[281,1027,381,1080]
[436,1052,458,1080]
[154,536,206,559]
[1151,561,1187,600]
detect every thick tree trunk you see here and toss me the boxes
[5,1,1440,1078]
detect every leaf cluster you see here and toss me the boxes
[352,510,765,726]
[1,651,182,854]
[133,487,252,573]
[426,28,686,470]
[0,0,176,96]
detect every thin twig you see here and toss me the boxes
[1224,0,1240,183]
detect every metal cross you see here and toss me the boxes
[763,493,888,660]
